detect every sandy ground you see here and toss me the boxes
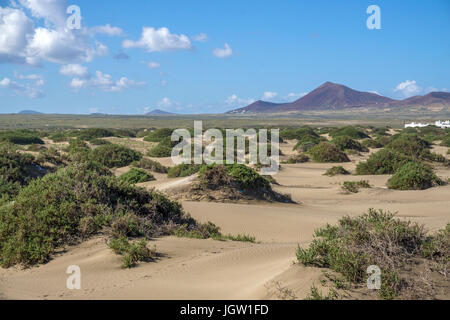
[1,141,449,300]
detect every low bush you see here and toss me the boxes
[108,236,155,268]
[118,168,155,184]
[440,135,450,147]
[90,138,111,146]
[361,139,383,149]
[280,127,319,141]
[324,166,350,177]
[168,163,203,178]
[132,158,168,173]
[329,126,369,140]
[147,143,172,158]
[144,128,174,142]
[355,149,412,175]
[0,130,44,145]
[0,161,201,267]
[385,135,431,160]
[387,162,444,190]
[331,136,368,152]
[296,209,448,299]
[0,144,36,198]
[91,144,142,168]
[307,142,350,163]
[284,154,309,164]
[341,180,371,193]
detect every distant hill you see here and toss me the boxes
[18,110,43,114]
[227,82,450,114]
[146,109,174,115]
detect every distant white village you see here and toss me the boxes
[405,120,450,129]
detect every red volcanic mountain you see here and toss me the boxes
[393,92,450,107]
[282,82,395,111]
[226,82,450,114]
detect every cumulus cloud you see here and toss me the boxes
[0,72,45,98]
[157,97,174,108]
[225,94,255,107]
[193,33,208,42]
[262,91,278,100]
[59,64,89,78]
[0,1,108,66]
[213,43,233,58]
[123,27,192,52]
[284,92,307,101]
[69,71,145,93]
[90,24,123,36]
[59,65,146,93]
[146,61,160,69]
[394,80,422,98]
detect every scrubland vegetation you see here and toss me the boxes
[297,209,449,299]
[0,124,448,300]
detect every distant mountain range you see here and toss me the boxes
[145,109,174,115]
[227,82,450,114]
[18,110,43,114]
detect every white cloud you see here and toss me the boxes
[59,64,89,78]
[157,97,173,108]
[18,0,67,28]
[213,43,233,58]
[90,24,123,36]
[123,27,192,52]
[394,80,422,98]
[284,92,307,101]
[262,91,278,100]
[146,61,160,69]
[0,2,108,66]
[14,70,43,80]
[68,70,146,93]
[0,74,45,98]
[225,94,255,107]
[193,33,208,42]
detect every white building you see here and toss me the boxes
[404,122,429,128]
[435,120,450,129]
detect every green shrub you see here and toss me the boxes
[147,143,172,158]
[441,135,450,147]
[284,154,309,164]
[307,142,350,163]
[385,135,431,160]
[355,149,412,175]
[91,144,142,168]
[118,168,155,184]
[168,163,203,178]
[0,162,197,267]
[132,158,168,173]
[387,162,443,190]
[144,128,174,142]
[296,209,428,299]
[225,164,270,191]
[342,180,371,193]
[331,136,368,152]
[0,144,36,198]
[90,138,111,146]
[293,140,319,152]
[0,130,44,145]
[108,236,155,268]
[280,127,319,141]
[48,132,69,142]
[329,127,369,140]
[361,139,383,149]
[324,166,350,177]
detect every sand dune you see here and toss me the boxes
[1,146,449,300]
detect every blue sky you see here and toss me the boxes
[0,0,449,114]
